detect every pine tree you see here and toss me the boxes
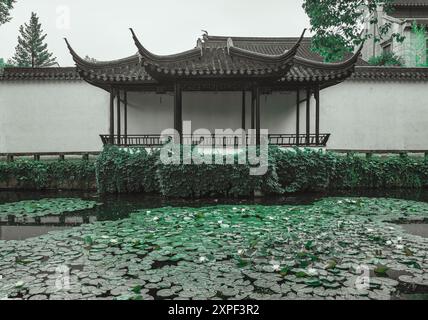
[11,12,57,67]
[0,0,16,26]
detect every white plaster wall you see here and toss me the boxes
[321,81,428,150]
[0,81,109,153]
[1,79,427,153]
[126,91,304,135]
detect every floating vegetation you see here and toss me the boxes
[0,198,100,218]
[0,197,427,300]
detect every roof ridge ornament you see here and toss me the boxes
[227,38,234,55]
[202,30,209,41]
[196,38,204,56]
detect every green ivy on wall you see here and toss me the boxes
[95,146,428,197]
[1,148,427,196]
[0,159,96,190]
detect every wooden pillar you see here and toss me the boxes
[251,88,256,130]
[315,85,320,146]
[306,88,311,145]
[256,87,261,146]
[242,91,246,130]
[109,88,115,145]
[116,89,121,146]
[296,90,300,146]
[124,90,128,147]
[174,82,183,141]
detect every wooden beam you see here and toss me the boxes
[124,90,128,147]
[109,88,115,145]
[174,82,183,140]
[242,91,246,130]
[315,85,320,146]
[116,89,121,146]
[296,90,300,146]
[306,88,311,145]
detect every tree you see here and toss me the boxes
[0,0,16,26]
[303,0,405,62]
[0,57,14,68]
[368,52,403,66]
[11,12,57,67]
[405,22,428,67]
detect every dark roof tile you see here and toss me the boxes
[393,0,428,6]
[0,67,80,81]
[352,66,428,80]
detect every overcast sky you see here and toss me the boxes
[0,0,309,66]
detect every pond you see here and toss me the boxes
[0,189,427,300]
[2,189,428,241]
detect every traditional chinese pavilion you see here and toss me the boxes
[65,29,363,147]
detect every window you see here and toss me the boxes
[383,43,392,54]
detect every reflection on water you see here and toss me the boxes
[400,224,428,238]
[1,188,428,241]
[0,226,68,241]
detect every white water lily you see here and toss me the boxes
[386,240,393,245]
[218,220,223,224]
[238,249,245,255]
[308,268,318,276]
[272,264,281,272]
[199,256,208,263]
[153,217,159,221]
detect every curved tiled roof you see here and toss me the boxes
[65,30,363,86]
[125,29,306,79]
[1,66,428,83]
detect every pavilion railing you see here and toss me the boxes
[100,133,331,148]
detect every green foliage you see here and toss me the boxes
[405,22,428,67]
[11,12,57,67]
[276,149,428,192]
[303,0,404,62]
[96,145,283,197]
[95,147,428,197]
[95,146,160,194]
[276,148,336,193]
[0,159,95,190]
[0,57,13,69]
[2,197,428,300]
[156,147,283,198]
[0,198,99,218]
[0,0,16,26]
[368,52,404,66]
[3,148,427,196]
[330,153,428,190]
